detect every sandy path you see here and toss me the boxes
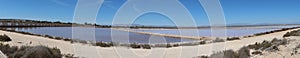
[0,28,299,58]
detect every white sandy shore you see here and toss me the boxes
[0,28,300,58]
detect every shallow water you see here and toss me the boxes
[8,27,193,43]
[133,26,298,37]
[5,26,298,43]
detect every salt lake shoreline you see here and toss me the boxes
[1,27,300,58]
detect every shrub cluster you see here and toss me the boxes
[251,51,262,55]
[212,38,225,43]
[95,42,113,47]
[63,54,78,58]
[253,27,300,37]
[227,37,240,41]
[283,30,300,37]
[195,38,289,58]
[0,43,62,58]
[248,38,287,51]
[203,47,250,58]
[0,34,11,42]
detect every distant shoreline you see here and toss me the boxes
[1,19,300,29]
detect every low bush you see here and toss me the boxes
[63,39,72,41]
[130,43,141,49]
[0,34,12,42]
[166,44,172,48]
[0,43,63,58]
[95,42,113,47]
[210,50,237,58]
[212,38,225,43]
[54,37,63,40]
[199,41,206,44]
[227,37,240,41]
[0,43,18,55]
[237,47,250,58]
[283,30,300,37]
[173,44,179,47]
[248,40,272,50]
[71,40,88,44]
[141,44,151,49]
[196,46,250,58]
[9,46,62,58]
[251,51,262,55]
[249,38,288,51]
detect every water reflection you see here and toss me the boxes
[5,27,194,43]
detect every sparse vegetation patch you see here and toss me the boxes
[0,43,63,58]
[0,34,11,42]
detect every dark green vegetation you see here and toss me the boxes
[248,38,287,51]
[0,43,62,58]
[0,34,11,42]
[283,29,300,37]
[95,42,113,47]
[195,47,250,58]
[210,47,250,58]
[212,38,225,43]
[226,37,240,41]
[253,27,300,37]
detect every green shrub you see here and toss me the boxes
[0,43,18,56]
[141,44,151,49]
[248,42,261,50]
[213,38,225,43]
[54,37,63,40]
[9,46,62,58]
[210,50,238,58]
[130,43,141,49]
[95,42,113,47]
[0,43,63,58]
[196,47,251,58]
[63,39,72,41]
[283,30,300,37]
[251,51,262,55]
[260,41,272,50]
[237,47,250,58]
[173,44,179,47]
[199,41,206,44]
[0,34,12,42]
[227,37,240,41]
[248,38,287,51]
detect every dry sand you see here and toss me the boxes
[0,28,299,58]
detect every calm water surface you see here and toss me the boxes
[133,26,298,37]
[10,27,193,43]
[6,26,298,43]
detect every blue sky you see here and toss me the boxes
[0,0,300,26]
